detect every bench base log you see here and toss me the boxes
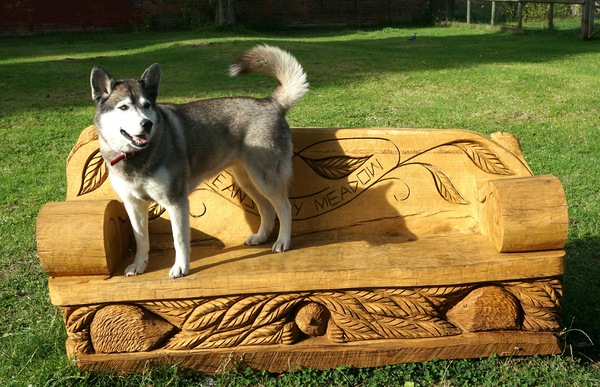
[72,332,561,374]
[38,126,567,373]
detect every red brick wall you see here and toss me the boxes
[0,0,432,34]
[1,0,137,33]
[0,0,211,34]
[236,0,430,26]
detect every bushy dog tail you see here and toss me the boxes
[229,44,309,113]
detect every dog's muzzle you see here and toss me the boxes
[120,119,152,149]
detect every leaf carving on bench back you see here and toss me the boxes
[300,155,372,180]
[450,140,514,176]
[421,164,470,205]
[79,149,108,196]
[397,138,516,205]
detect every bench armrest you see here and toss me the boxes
[37,199,130,276]
[478,175,568,252]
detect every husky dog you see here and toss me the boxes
[90,45,309,278]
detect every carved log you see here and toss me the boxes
[446,286,520,332]
[478,175,568,252]
[36,200,130,276]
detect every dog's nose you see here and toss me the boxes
[141,119,153,133]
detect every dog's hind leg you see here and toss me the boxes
[230,167,277,247]
[123,197,150,276]
[266,187,292,253]
[232,164,292,253]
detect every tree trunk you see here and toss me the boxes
[215,0,236,27]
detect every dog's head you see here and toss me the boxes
[90,64,161,153]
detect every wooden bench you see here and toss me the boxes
[36,125,568,373]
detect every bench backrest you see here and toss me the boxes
[67,126,566,252]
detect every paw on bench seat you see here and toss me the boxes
[36,126,567,373]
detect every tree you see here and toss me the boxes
[215,0,236,27]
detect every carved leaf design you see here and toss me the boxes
[422,164,470,205]
[326,321,345,343]
[68,331,94,354]
[252,293,305,328]
[383,289,438,317]
[504,280,562,332]
[411,316,461,337]
[281,322,299,345]
[540,279,563,308]
[218,295,272,330]
[506,281,558,309]
[183,297,239,331]
[141,299,203,327]
[349,290,409,318]
[201,326,249,348]
[149,201,166,220]
[451,140,514,175]
[521,305,561,331]
[164,328,215,350]
[416,286,474,298]
[301,155,372,180]
[67,281,562,354]
[310,292,366,320]
[79,149,108,196]
[66,305,102,333]
[330,312,380,341]
[412,286,474,308]
[373,315,459,339]
[240,319,288,346]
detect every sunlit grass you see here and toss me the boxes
[1,23,599,385]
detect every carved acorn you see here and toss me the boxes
[90,304,176,353]
[295,302,330,337]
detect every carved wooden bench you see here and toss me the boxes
[36,125,568,373]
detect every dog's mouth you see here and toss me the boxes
[120,129,149,149]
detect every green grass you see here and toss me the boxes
[1,24,600,386]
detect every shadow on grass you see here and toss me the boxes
[1,26,599,116]
[563,235,600,363]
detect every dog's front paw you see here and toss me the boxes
[272,238,290,253]
[245,233,269,246]
[124,262,146,276]
[169,263,189,279]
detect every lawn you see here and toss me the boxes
[1,23,599,385]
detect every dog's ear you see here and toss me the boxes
[140,64,161,103]
[90,66,115,103]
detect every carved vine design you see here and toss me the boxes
[295,138,515,207]
[63,279,561,355]
[76,138,516,220]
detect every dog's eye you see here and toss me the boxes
[142,102,151,109]
[118,105,128,111]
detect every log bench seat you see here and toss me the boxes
[36,126,568,373]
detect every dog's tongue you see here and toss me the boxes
[132,135,148,147]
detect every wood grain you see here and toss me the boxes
[478,175,568,252]
[38,126,568,373]
[37,200,130,276]
[72,331,562,374]
[47,234,564,306]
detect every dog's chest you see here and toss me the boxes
[109,165,173,202]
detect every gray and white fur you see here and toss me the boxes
[90,44,309,278]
